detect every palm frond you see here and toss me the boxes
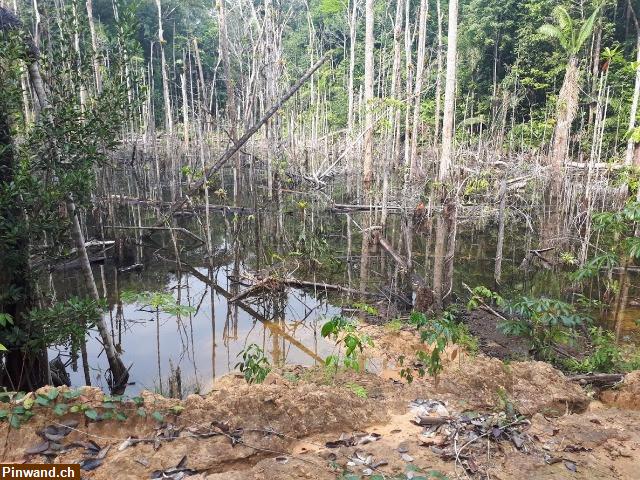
[552,6,574,35]
[538,23,563,41]
[576,4,602,54]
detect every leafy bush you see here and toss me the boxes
[564,327,623,373]
[499,296,588,360]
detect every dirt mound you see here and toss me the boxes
[601,370,640,410]
[462,309,530,360]
[437,357,589,415]
[0,328,631,479]
[1,379,387,479]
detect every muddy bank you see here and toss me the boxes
[1,326,639,479]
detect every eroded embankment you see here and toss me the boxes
[2,326,640,480]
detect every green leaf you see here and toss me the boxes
[69,405,80,413]
[136,407,146,417]
[116,412,127,421]
[151,411,164,422]
[84,409,99,420]
[35,395,51,406]
[576,5,601,53]
[47,388,59,400]
[53,403,69,416]
[102,402,116,409]
[0,313,13,327]
[0,409,8,419]
[9,414,21,429]
[63,389,82,400]
[23,397,34,410]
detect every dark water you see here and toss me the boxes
[46,187,640,395]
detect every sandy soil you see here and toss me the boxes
[2,325,639,479]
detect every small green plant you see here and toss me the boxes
[560,251,577,266]
[235,344,271,384]
[0,387,174,429]
[353,302,379,316]
[345,382,368,398]
[400,309,477,384]
[385,318,403,333]
[564,327,622,373]
[120,290,196,317]
[467,286,505,310]
[321,316,373,373]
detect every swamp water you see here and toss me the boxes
[47,188,640,395]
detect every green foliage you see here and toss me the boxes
[385,319,404,333]
[352,302,378,316]
[345,382,368,399]
[318,0,347,16]
[0,387,177,429]
[564,327,621,373]
[538,4,602,56]
[321,316,373,373]
[400,310,477,384]
[572,201,640,283]
[235,344,271,384]
[121,290,196,317]
[499,296,587,360]
[467,286,505,310]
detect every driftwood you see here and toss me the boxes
[229,278,282,303]
[52,255,106,272]
[567,373,625,387]
[156,53,331,227]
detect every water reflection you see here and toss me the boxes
[51,264,337,394]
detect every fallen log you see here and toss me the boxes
[331,204,404,213]
[567,373,625,387]
[229,278,282,303]
[377,235,409,271]
[279,278,382,298]
[111,225,205,245]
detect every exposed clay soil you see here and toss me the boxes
[2,325,639,479]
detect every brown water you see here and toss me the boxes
[46,185,640,395]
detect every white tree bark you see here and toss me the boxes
[363,0,374,191]
[439,0,459,182]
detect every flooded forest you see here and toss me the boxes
[1,0,640,478]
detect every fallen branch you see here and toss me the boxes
[229,278,281,303]
[567,373,625,387]
[377,235,409,271]
[111,225,205,245]
[184,265,324,363]
[331,204,404,213]
[462,282,508,322]
[279,278,381,298]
